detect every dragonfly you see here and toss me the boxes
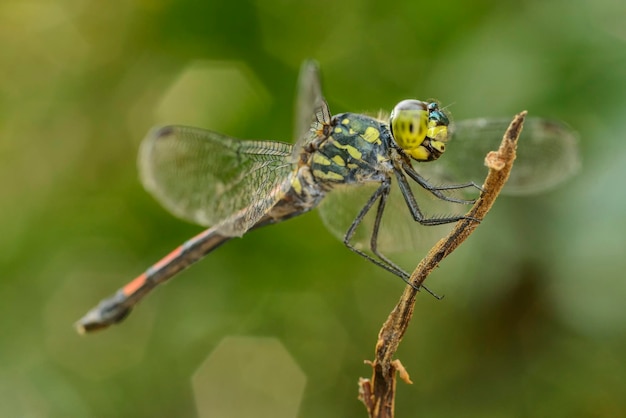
[76,61,579,333]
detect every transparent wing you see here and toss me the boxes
[291,60,331,159]
[425,117,581,195]
[139,125,295,236]
[293,60,323,143]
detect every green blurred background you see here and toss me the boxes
[2,0,626,416]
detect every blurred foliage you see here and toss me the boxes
[1,0,626,416]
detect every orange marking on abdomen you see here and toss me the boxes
[123,273,148,296]
[122,246,184,296]
[151,246,183,271]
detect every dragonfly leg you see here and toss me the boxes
[369,182,443,298]
[395,169,476,226]
[402,161,482,204]
[342,178,440,296]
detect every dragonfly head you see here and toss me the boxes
[389,100,450,162]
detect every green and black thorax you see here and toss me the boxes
[308,112,394,188]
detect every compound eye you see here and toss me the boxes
[389,100,428,152]
[391,99,427,117]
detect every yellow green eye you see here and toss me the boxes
[390,100,428,149]
[390,100,449,161]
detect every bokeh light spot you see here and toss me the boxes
[192,336,306,418]
[155,61,271,131]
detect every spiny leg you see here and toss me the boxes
[402,160,482,205]
[343,180,414,278]
[366,180,442,297]
[343,180,397,274]
[395,169,476,225]
[341,179,437,295]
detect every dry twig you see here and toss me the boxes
[358,111,527,418]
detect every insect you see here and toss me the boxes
[76,61,579,333]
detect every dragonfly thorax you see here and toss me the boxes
[308,112,394,188]
[389,99,449,162]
